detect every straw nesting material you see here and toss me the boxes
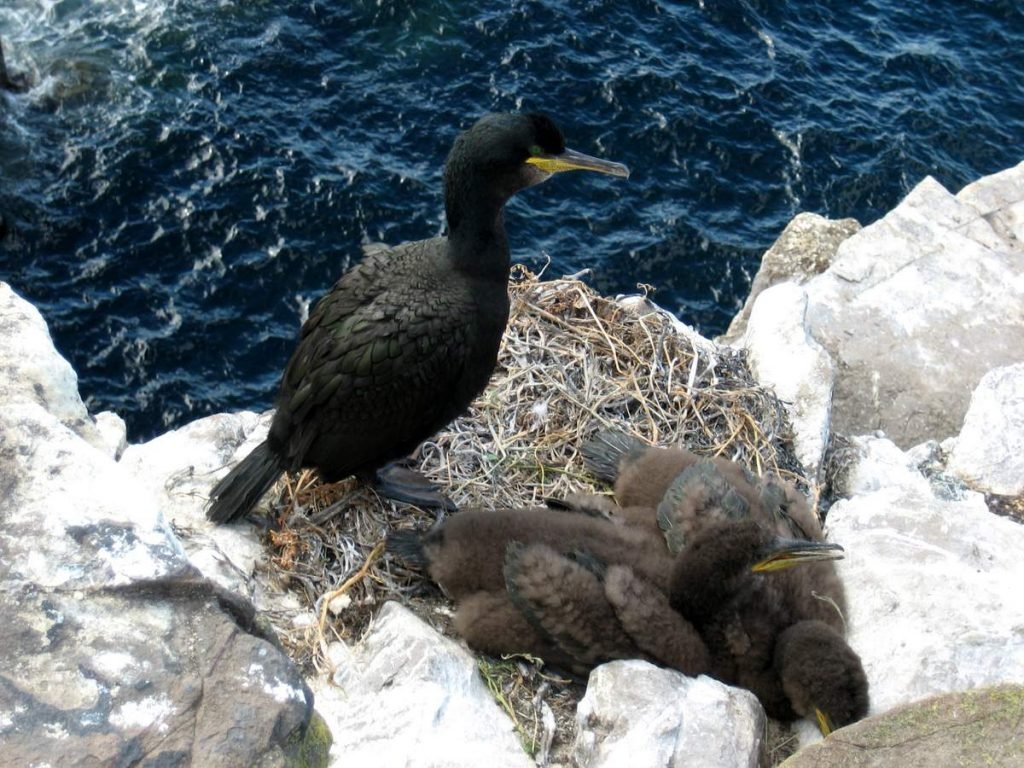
[259,271,802,671]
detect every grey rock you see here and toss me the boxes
[783,684,1024,768]
[946,362,1024,496]
[0,281,108,452]
[574,661,764,768]
[722,212,861,343]
[0,282,323,768]
[315,601,533,767]
[823,436,1024,719]
[803,166,1024,448]
[734,281,835,476]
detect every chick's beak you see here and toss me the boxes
[751,537,845,573]
[815,707,835,736]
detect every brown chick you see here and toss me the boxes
[667,518,868,732]
[581,428,823,543]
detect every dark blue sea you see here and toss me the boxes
[1,1,1021,441]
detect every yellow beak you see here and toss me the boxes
[751,538,845,573]
[526,147,630,178]
[815,708,835,736]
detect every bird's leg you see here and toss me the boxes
[544,494,662,537]
[372,462,457,511]
[544,492,620,520]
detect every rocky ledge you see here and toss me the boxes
[2,160,1023,767]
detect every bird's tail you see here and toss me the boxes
[385,530,430,569]
[580,428,648,482]
[206,440,283,524]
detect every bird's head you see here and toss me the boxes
[776,620,870,736]
[444,112,628,228]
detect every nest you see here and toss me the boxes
[257,271,803,763]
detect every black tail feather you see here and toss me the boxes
[580,428,647,482]
[385,530,430,569]
[206,440,283,524]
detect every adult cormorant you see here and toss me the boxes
[207,114,628,523]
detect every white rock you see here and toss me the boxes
[946,363,1024,496]
[94,410,129,459]
[120,409,270,522]
[735,281,835,477]
[315,602,532,768]
[119,410,272,596]
[0,281,107,451]
[721,212,861,343]
[731,163,1024,462]
[836,434,928,497]
[801,167,1024,448]
[574,661,763,768]
[0,285,314,767]
[824,436,1024,718]
[956,161,1024,245]
[2,401,184,588]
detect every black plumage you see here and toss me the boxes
[206,114,628,523]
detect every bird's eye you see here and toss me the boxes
[528,144,544,157]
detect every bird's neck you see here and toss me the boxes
[670,522,766,624]
[446,183,512,279]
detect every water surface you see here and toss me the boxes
[1,0,1021,439]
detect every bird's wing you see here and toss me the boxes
[503,542,637,668]
[603,564,711,676]
[657,460,750,553]
[579,428,648,482]
[271,240,486,467]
